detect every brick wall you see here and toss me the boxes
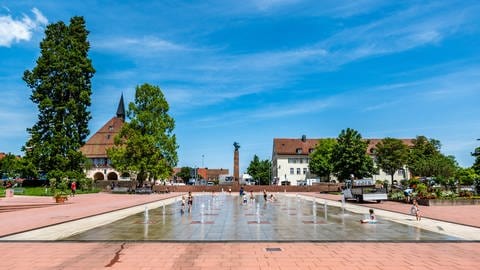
[95,180,342,193]
[152,183,341,193]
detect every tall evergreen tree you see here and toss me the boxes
[309,138,337,181]
[472,146,480,175]
[23,16,94,180]
[332,128,375,181]
[373,138,409,185]
[107,83,178,184]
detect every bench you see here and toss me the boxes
[111,187,129,194]
[13,188,25,195]
[135,187,152,194]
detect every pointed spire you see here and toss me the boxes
[116,93,125,121]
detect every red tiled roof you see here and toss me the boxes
[273,138,320,155]
[80,117,124,158]
[273,138,414,155]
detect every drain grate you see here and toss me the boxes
[265,248,282,252]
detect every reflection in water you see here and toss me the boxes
[65,193,459,241]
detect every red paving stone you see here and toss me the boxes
[1,192,479,269]
[0,193,180,236]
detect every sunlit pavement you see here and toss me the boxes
[1,192,479,269]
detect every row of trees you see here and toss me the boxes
[308,128,479,187]
[4,16,178,189]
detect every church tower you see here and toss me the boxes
[116,93,125,121]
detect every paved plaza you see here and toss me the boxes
[1,192,479,269]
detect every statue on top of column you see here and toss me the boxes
[233,142,240,151]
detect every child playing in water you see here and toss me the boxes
[180,195,186,214]
[413,201,421,221]
[249,191,255,203]
[361,209,377,223]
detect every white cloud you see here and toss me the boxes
[93,36,188,56]
[32,8,48,25]
[0,7,47,47]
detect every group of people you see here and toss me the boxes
[180,191,194,214]
[361,199,421,224]
[239,188,277,205]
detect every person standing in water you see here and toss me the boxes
[187,191,193,212]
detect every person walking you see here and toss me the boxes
[70,181,77,197]
[413,201,421,221]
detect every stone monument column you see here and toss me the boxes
[233,142,240,183]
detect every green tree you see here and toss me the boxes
[332,128,375,181]
[455,167,478,186]
[246,155,272,185]
[22,16,94,181]
[107,83,178,184]
[373,138,409,185]
[414,154,458,188]
[176,166,193,182]
[0,153,19,179]
[407,135,441,177]
[309,138,337,181]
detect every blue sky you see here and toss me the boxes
[1,0,480,174]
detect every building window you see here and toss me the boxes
[296,148,302,154]
[288,158,292,163]
[296,168,301,175]
[108,125,113,131]
[308,148,314,153]
[299,158,303,164]
[305,158,309,164]
[303,168,307,175]
[290,168,294,175]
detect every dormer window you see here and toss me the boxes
[108,125,113,131]
[308,148,314,153]
[296,148,302,154]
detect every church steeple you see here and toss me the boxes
[116,93,125,121]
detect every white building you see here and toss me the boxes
[272,135,412,186]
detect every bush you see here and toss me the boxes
[389,191,405,201]
[438,190,457,199]
[415,183,428,198]
[78,178,94,191]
